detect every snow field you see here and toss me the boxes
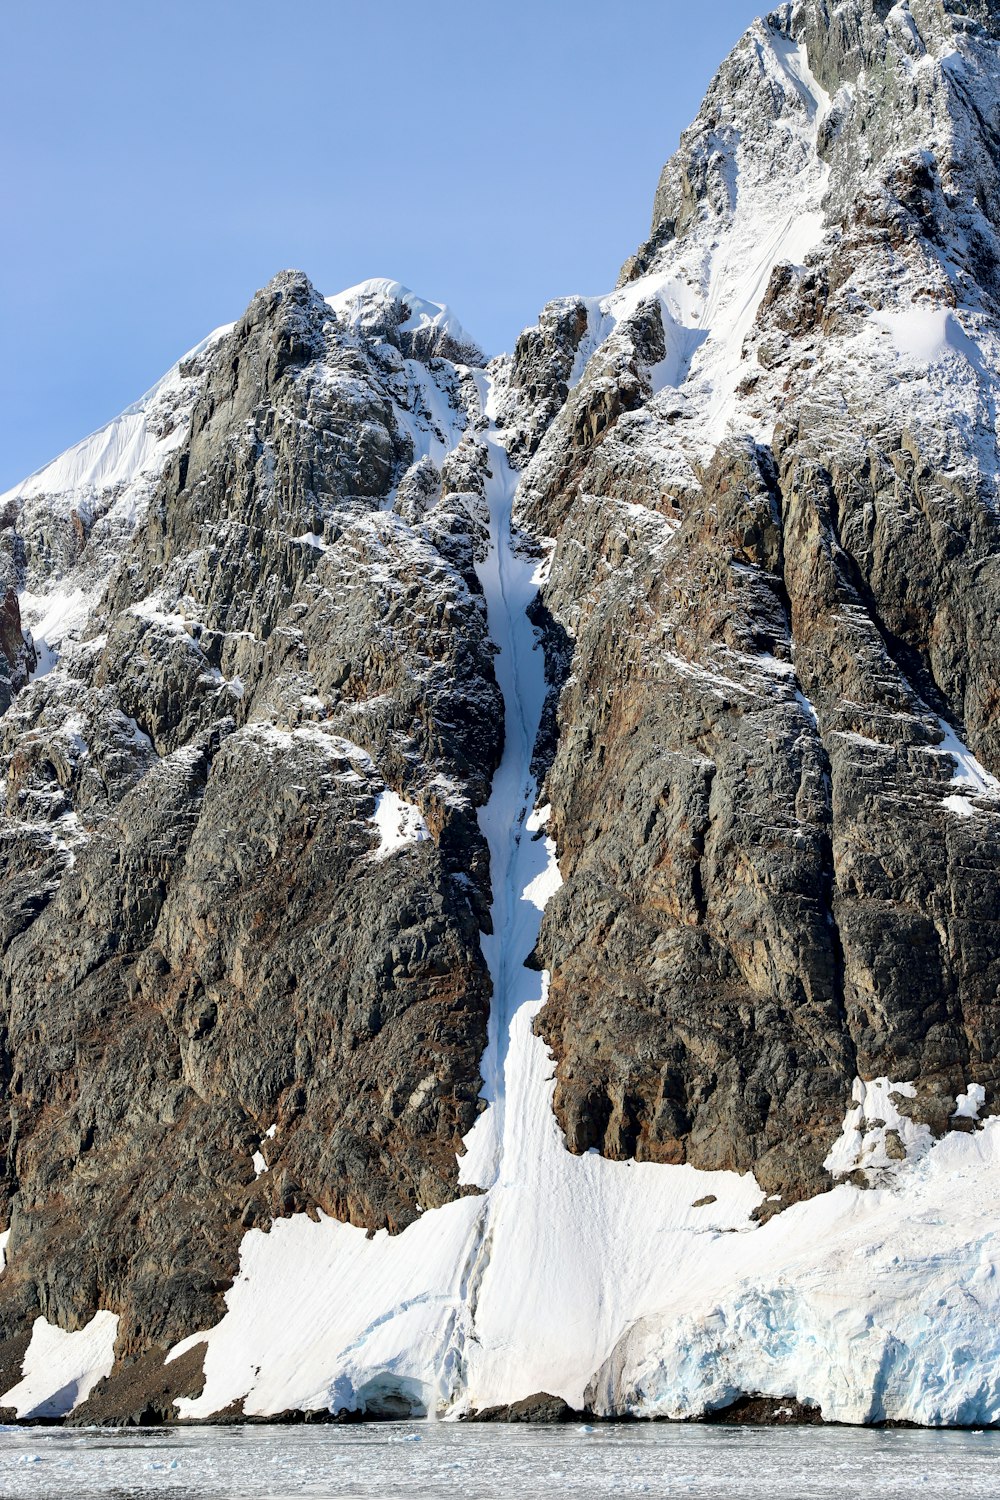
[0,1313,119,1421]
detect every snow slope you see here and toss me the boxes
[0,325,231,523]
[4,324,232,678]
[0,1313,118,1420]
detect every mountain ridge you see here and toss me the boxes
[0,0,999,1427]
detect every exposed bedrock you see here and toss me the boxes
[0,272,502,1357]
[0,0,999,1422]
[524,0,1000,1204]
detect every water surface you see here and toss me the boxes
[1,1421,998,1499]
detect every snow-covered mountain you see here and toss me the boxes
[1,0,999,1429]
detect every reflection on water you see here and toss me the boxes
[0,1420,998,1499]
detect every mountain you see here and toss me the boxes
[0,0,999,1428]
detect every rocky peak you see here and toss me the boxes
[327,277,486,366]
[1,0,1000,1431]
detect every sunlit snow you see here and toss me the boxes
[0,1313,118,1420]
[368,790,431,860]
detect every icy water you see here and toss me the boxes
[0,1423,999,1499]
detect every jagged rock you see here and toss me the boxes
[0,273,502,1359]
[524,0,1000,1204]
[470,1392,585,1423]
[703,1394,824,1426]
[0,0,999,1429]
[67,1343,208,1427]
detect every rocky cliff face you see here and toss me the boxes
[520,0,1000,1205]
[0,0,999,1429]
[0,274,502,1366]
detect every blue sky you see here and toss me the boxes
[1,0,765,490]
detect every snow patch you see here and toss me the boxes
[935,717,1000,817]
[955,1083,986,1122]
[823,1077,932,1183]
[0,1312,119,1419]
[19,588,90,679]
[875,306,987,371]
[369,790,431,859]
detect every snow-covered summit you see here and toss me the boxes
[326,278,485,366]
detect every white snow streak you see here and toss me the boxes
[936,716,1000,817]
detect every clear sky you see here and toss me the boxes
[1,0,765,491]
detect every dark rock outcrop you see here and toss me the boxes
[520,0,1000,1202]
[470,1392,586,1424]
[0,0,999,1427]
[0,272,502,1360]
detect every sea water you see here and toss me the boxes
[1,1421,998,1498]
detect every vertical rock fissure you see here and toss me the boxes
[769,456,856,1065]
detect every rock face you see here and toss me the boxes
[0,0,999,1428]
[0,273,501,1359]
[520,0,1000,1204]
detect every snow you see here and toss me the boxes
[588,1120,1000,1427]
[955,1084,986,1122]
[769,32,831,123]
[326,278,482,361]
[822,1077,931,1183]
[10,13,1000,1431]
[935,716,1000,818]
[0,1312,118,1419]
[0,324,230,516]
[0,1229,9,1276]
[167,376,764,1421]
[368,790,431,860]
[295,531,328,551]
[533,20,832,470]
[3,323,231,693]
[129,597,192,635]
[795,689,820,726]
[19,588,90,679]
[389,360,467,476]
[875,306,989,372]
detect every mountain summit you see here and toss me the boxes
[0,0,999,1427]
